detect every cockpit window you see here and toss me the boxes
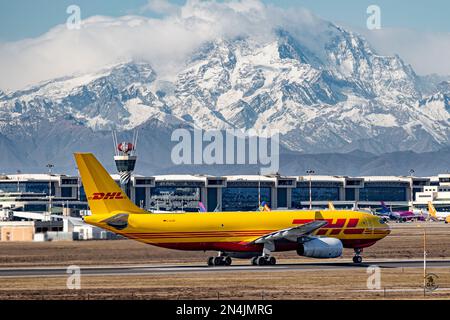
[379,219,386,224]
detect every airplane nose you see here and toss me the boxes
[379,218,391,235]
[372,215,391,236]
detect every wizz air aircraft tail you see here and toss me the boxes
[74,153,390,266]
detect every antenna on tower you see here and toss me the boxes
[132,129,139,156]
[112,130,119,156]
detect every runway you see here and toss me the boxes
[1,259,450,278]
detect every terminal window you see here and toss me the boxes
[61,187,72,198]
[149,187,200,212]
[291,187,340,208]
[134,187,146,208]
[359,187,406,202]
[0,182,55,195]
[222,187,271,212]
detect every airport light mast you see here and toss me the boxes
[112,130,139,199]
[417,224,427,293]
[258,169,261,208]
[409,169,415,211]
[46,163,54,221]
[306,169,315,210]
[16,170,21,192]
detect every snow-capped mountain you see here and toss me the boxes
[0,21,449,174]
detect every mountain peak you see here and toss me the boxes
[0,21,449,159]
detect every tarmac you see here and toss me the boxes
[0,259,449,277]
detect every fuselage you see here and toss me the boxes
[434,211,450,220]
[85,209,390,253]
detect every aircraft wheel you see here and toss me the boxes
[224,256,232,266]
[214,257,223,266]
[251,257,258,265]
[257,256,266,266]
[353,256,362,264]
[268,256,276,265]
[207,257,215,266]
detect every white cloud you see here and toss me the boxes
[1,0,318,91]
[140,0,180,15]
[1,0,449,92]
[359,27,450,76]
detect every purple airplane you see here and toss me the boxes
[379,201,416,221]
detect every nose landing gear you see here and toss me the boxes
[353,248,363,264]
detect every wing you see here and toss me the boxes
[252,220,328,244]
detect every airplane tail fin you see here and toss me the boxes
[328,202,336,210]
[198,202,207,212]
[380,201,389,212]
[428,202,437,219]
[74,153,145,215]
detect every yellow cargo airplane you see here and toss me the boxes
[428,202,450,223]
[75,153,391,266]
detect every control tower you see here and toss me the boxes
[112,130,138,198]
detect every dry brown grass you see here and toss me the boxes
[0,268,449,300]
[0,222,449,300]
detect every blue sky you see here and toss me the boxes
[0,0,449,42]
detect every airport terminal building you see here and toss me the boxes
[1,173,450,216]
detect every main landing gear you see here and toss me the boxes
[207,253,232,266]
[353,248,363,264]
[251,242,277,266]
[251,256,276,266]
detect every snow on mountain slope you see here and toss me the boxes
[0,22,449,160]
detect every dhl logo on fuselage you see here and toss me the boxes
[88,192,124,200]
[293,218,364,235]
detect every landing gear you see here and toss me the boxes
[353,248,363,264]
[251,255,276,266]
[268,256,276,265]
[207,254,232,266]
[251,241,277,266]
[224,256,232,266]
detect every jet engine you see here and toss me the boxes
[297,237,343,258]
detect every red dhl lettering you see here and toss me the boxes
[347,218,359,228]
[292,218,362,235]
[89,192,124,200]
[292,218,356,228]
